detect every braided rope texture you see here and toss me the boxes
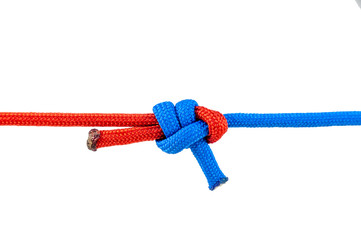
[3,102,361,190]
[0,112,158,127]
[153,100,228,190]
[225,112,361,128]
[4,111,361,129]
[97,126,164,149]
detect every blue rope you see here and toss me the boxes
[225,112,361,128]
[153,100,228,190]
[153,99,361,190]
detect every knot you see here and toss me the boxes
[153,100,228,154]
[195,106,228,144]
[153,99,228,190]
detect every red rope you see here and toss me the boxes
[97,126,165,149]
[0,106,227,150]
[0,112,158,127]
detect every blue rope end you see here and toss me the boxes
[209,177,229,191]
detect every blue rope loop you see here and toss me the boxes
[153,99,228,190]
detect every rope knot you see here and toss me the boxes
[195,106,228,144]
[153,100,228,154]
[153,99,228,190]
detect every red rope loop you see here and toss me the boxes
[195,106,228,144]
[93,106,227,150]
[0,106,228,150]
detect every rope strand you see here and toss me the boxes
[97,126,165,149]
[2,100,361,190]
[0,112,158,127]
[2,110,361,151]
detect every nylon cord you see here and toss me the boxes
[2,100,361,190]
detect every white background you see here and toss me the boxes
[0,1,361,239]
